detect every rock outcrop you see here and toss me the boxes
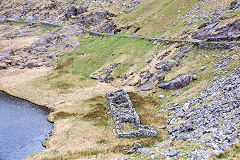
[159,75,193,90]
[192,18,240,41]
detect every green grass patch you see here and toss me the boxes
[115,0,200,37]
[56,35,160,81]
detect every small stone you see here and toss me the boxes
[220,143,229,150]
[200,66,206,71]
[27,62,35,69]
[34,47,48,52]
[173,103,179,107]
[166,148,180,157]
[167,118,177,125]
[182,103,191,111]
[137,148,151,155]
[158,126,167,130]
[193,74,197,80]
[188,70,195,74]
[159,94,165,99]
[224,85,233,91]
[173,91,180,96]
[0,50,14,55]
[46,63,53,67]
[0,62,7,69]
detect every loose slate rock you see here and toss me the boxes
[165,148,180,157]
[160,75,193,90]
[200,66,206,71]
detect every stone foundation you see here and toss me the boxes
[105,89,157,138]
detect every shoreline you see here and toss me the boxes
[0,68,132,160]
[0,89,54,159]
[0,68,56,154]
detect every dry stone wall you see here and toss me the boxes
[105,89,157,138]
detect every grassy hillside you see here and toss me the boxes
[115,0,239,37]
[1,0,240,159]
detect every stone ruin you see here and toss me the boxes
[105,89,157,138]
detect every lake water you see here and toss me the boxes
[0,91,53,160]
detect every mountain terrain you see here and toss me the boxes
[0,0,240,159]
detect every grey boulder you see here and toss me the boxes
[160,75,193,90]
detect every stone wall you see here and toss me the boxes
[105,89,157,138]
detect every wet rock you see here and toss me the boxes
[160,75,193,90]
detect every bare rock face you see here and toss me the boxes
[72,10,116,28]
[192,18,240,41]
[192,18,221,40]
[90,63,120,83]
[105,89,157,138]
[208,19,240,41]
[31,34,56,48]
[159,75,193,90]
[97,21,116,33]
[66,6,88,17]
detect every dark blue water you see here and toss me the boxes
[0,91,53,160]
